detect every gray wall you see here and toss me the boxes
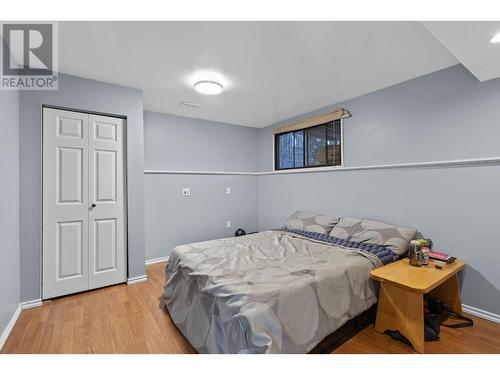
[257,64,500,314]
[19,73,146,302]
[144,111,259,172]
[145,174,258,260]
[143,112,259,260]
[259,64,500,171]
[0,90,20,338]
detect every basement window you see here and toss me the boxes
[273,109,349,171]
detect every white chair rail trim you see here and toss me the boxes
[144,156,500,176]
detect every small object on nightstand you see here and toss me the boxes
[429,250,456,264]
[408,239,431,266]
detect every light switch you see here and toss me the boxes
[226,220,231,228]
[226,187,231,194]
[182,188,191,196]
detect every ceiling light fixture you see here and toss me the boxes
[194,80,223,95]
[489,32,500,44]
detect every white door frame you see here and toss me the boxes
[41,105,129,299]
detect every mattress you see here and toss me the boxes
[163,230,384,353]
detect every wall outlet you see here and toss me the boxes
[226,187,231,194]
[182,188,191,196]
[226,220,231,228]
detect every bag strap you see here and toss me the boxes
[425,296,474,328]
[441,308,474,328]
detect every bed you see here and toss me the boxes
[162,214,416,354]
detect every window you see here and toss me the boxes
[274,119,343,170]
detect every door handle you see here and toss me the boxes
[91,203,96,208]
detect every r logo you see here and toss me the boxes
[2,23,54,75]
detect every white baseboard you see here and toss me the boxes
[20,299,43,310]
[127,275,148,285]
[462,304,500,324]
[145,255,169,265]
[0,304,22,351]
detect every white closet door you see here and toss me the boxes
[43,108,90,299]
[43,108,127,299]
[88,114,127,289]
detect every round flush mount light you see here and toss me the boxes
[194,80,223,95]
[489,32,500,44]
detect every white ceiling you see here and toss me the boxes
[58,21,460,128]
[423,21,500,82]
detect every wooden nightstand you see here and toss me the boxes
[370,258,465,353]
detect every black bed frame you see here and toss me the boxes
[309,304,377,354]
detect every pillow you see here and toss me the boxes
[329,217,416,255]
[284,211,339,235]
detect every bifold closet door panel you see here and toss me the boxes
[43,108,90,299]
[88,114,127,289]
[43,108,127,299]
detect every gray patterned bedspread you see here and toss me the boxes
[163,230,382,353]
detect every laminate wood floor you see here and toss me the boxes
[2,262,499,354]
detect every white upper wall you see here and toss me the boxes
[424,21,500,82]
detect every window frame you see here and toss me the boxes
[273,119,344,171]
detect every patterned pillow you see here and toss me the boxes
[329,217,416,255]
[284,211,339,235]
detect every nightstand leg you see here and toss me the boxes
[429,274,463,314]
[375,282,425,353]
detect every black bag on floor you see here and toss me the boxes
[386,295,473,346]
